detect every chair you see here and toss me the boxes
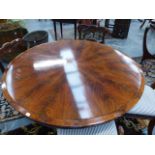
[147,82,155,135]
[139,19,152,29]
[105,19,115,28]
[112,19,131,39]
[126,85,155,118]
[139,19,155,29]
[125,81,155,135]
[0,23,28,47]
[0,38,33,134]
[141,27,155,63]
[57,120,118,135]
[0,38,27,63]
[140,26,155,86]
[78,24,111,44]
[23,30,48,48]
[78,19,98,26]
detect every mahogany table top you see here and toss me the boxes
[1,40,145,128]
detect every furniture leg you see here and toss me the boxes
[53,21,57,40]
[105,19,110,28]
[74,22,77,39]
[140,20,147,29]
[60,22,63,38]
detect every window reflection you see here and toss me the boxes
[33,48,93,119]
[60,48,93,119]
[33,59,66,70]
[6,65,15,100]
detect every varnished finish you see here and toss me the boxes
[1,40,145,128]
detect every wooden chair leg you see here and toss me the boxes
[105,19,110,28]
[140,20,147,29]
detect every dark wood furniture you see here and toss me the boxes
[1,40,144,128]
[141,27,155,63]
[105,19,115,28]
[112,20,131,39]
[78,25,111,43]
[148,119,155,135]
[0,38,26,123]
[139,19,152,29]
[52,19,77,40]
[78,19,98,26]
[148,82,155,135]
[0,38,32,132]
[23,30,48,48]
[104,19,131,39]
[0,23,28,47]
[0,38,26,66]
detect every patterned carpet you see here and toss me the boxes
[2,117,149,135]
[0,91,22,122]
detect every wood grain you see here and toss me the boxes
[1,40,145,128]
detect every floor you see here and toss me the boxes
[22,19,155,58]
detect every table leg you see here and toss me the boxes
[60,22,63,39]
[74,22,77,39]
[53,21,57,40]
[105,19,110,28]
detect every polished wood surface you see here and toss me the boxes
[1,40,145,128]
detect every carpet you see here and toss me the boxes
[1,118,149,135]
[0,85,22,122]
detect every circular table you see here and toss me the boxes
[1,40,145,128]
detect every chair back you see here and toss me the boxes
[78,24,111,43]
[141,27,155,62]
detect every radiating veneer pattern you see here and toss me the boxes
[2,40,144,128]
